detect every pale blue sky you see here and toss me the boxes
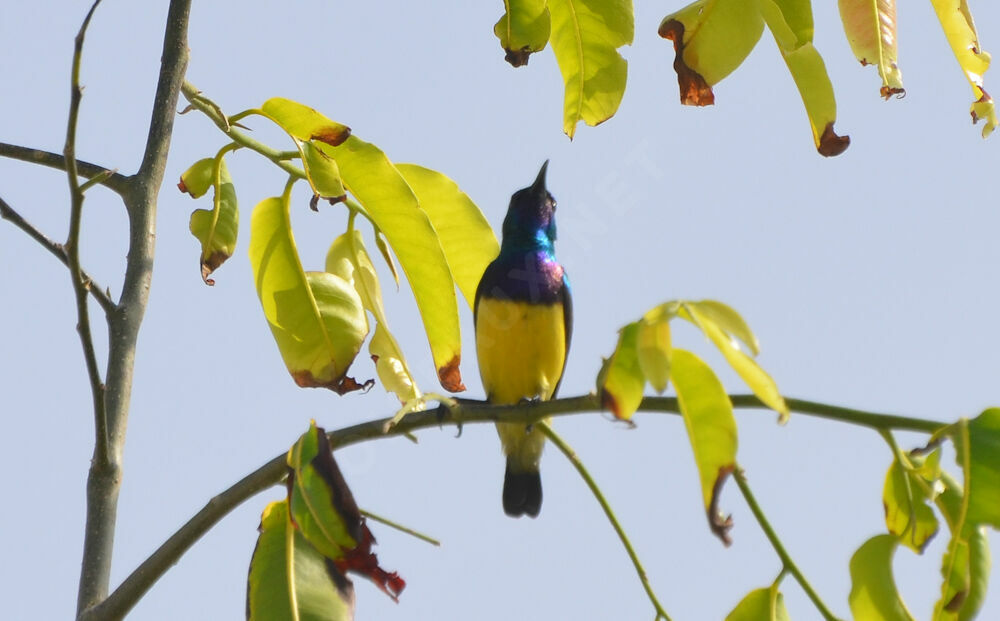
[1,1,998,619]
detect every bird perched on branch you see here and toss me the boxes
[474,161,572,518]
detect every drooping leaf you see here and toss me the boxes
[327,231,421,403]
[187,157,238,285]
[597,321,645,420]
[679,302,788,422]
[960,408,1000,528]
[300,140,347,203]
[324,136,464,392]
[494,0,551,66]
[636,311,672,393]
[838,0,904,98]
[849,534,916,621]
[287,422,407,601]
[247,500,356,621]
[548,0,634,138]
[658,0,765,106]
[759,0,850,156]
[260,97,352,146]
[395,163,499,309]
[685,299,759,356]
[725,585,791,621]
[959,525,991,621]
[670,347,737,544]
[882,458,939,553]
[248,192,369,393]
[928,0,997,137]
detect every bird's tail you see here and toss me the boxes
[503,462,542,518]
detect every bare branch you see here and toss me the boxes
[0,142,130,194]
[0,195,115,315]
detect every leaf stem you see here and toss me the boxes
[537,421,673,621]
[733,468,844,621]
[359,509,440,547]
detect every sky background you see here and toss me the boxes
[2,1,998,619]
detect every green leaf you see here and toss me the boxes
[725,585,790,621]
[327,231,421,403]
[658,0,765,105]
[395,163,499,309]
[288,421,363,560]
[961,408,1000,528]
[671,348,738,544]
[959,525,991,621]
[679,302,788,422]
[248,191,369,393]
[849,534,916,621]
[838,0,904,98]
[324,136,464,392]
[494,0,551,66]
[928,0,997,137]
[597,321,644,420]
[548,0,634,138]
[187,157,238,286]
[247,500,355,621]
[636,312,671,393]
[300,140,347,203]
[177,157,215,198]
[882,458,939,553]
[260,97,352,146]
[759,0,850,156]
[931,470,991,621]
[684,299,759,356]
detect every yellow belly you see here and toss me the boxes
[475,299,567,405]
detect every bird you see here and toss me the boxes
[474,161,572,518]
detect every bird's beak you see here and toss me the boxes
[530,160,549,195]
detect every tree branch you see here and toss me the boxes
[86,393,946,620]
[0,142,130,194]
[75,0,192,616]
[0,195,115,315]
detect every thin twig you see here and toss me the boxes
[537,421,673,621]
[0,195,115,314]
[733,468,845,621]
[0,141,130,194]
[88,393,946,620]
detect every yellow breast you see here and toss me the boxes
[475,299,567,405]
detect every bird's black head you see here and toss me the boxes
[501,161,557,248]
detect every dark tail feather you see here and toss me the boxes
[503,463,542,518]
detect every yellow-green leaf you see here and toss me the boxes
[597,321,644,420]
[188,157,238,286]
[686,299,760,356]
[287,421,362,560]
[494,0,551,66]
[883,458,939,553]
[301,140,347,202]
[177,157,215,198]
[658,0,765,105]
[637,312,671,393]
[247,500,355,621]
[962,408,1000,528]
[725,585,791,621]
[838,0,904,98]
[548,0,634,138]
[327,231,421,403]
[260,97,352,146]
[680,302,788,422]
[849,534,916,621]
[671,348,737,544]
[759,0,850,156]
[929,0,997,137]
[324,136,464,392]
[395,163,499,309]
[248,191,369,393]
[932,470,990,621]
[959,525,991,621]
